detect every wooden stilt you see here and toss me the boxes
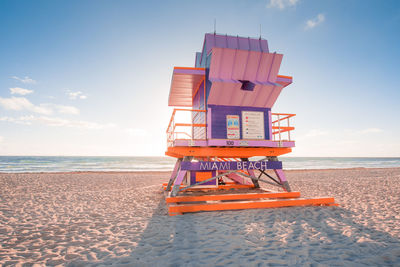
[166,158,182,191]
[241,158,260,188]
[170,156,192,197]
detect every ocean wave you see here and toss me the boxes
[0,156,399,173]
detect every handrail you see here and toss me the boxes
[166,109,206,133]
[166,108,207,147]
[166,110,295,147]
[271,113,296,141]
[271,113,295,124]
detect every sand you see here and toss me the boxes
[0,168,399,266]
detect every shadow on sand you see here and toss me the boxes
[69,190,400,267]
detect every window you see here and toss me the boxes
[239,80,255,91]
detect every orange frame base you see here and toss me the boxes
[168,197,337,216]
[163,184,338,216]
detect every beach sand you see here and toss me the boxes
[0,168,399,266]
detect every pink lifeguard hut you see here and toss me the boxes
[164,33,336,215]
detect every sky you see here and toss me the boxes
[0,0,399,157]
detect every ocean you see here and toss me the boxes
[0,156,399,173]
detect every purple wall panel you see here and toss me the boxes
[207,107,212,139]
[268,110,272,140]
[208,104,271,140]
[203,34,269,62]
[190,171,217,185]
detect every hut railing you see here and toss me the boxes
[271,113,296,142]
[166,109,207,147]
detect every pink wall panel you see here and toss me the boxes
[240,85,259,106]
[243,51,262,81]
[253,85,275,107]
[207,82,223,105]
[209,48,223,81]
[211,48,283,84]
[219,49,236,81]
[222,82,239,106]
[268,54,283,83]
[206,46,290,108]
[256,53,274,82]
[208,82,285,108]
[265,86,283,107]
[229,83,247,106]
[231,50,248,80]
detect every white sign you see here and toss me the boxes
[239,140,249,146]
[226,115,240,139]
[242,111,265,139]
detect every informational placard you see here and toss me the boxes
[226,115,240,139]
[242,111,265,139]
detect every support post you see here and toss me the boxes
[166,158,182,191]
[274,169,291,192]
[269,156,291,192]
[170,156,192,197]
[241,158,260,188]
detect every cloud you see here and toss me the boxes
[267,0,299,9]
[0,115,115,129]
[359,128,384,134]
[67,91,87,100]
[0,136,3,143]
[10,76,37,84]
[54,105,80,115]
[0,97,80,115]
[0,115,33,125]
[126,128,147,137]
[305,13,325,29]
[10,87,34,95]
[34,116,114,129]
[0,97,52,115]
[41,104,80,115]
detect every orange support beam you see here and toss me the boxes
[166,191,301,203]
[165,147,292,158]
[169,197,336,215]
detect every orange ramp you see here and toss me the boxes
[168,197,337,216]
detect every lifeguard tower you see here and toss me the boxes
[164,33,336,215]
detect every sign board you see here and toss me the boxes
[180,160,283,171]
[242,111,265,139]
[226,115,240,139]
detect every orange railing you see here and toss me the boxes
[166,109,207,147]
[271,113,296,142]
[166,110,295,147]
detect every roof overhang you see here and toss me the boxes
[168,67,205,107]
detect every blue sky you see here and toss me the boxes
[0,0,399,156]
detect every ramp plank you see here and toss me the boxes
[166,192,301,203]
[169,197,336,215]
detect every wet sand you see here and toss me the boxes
[0,168,399,266]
